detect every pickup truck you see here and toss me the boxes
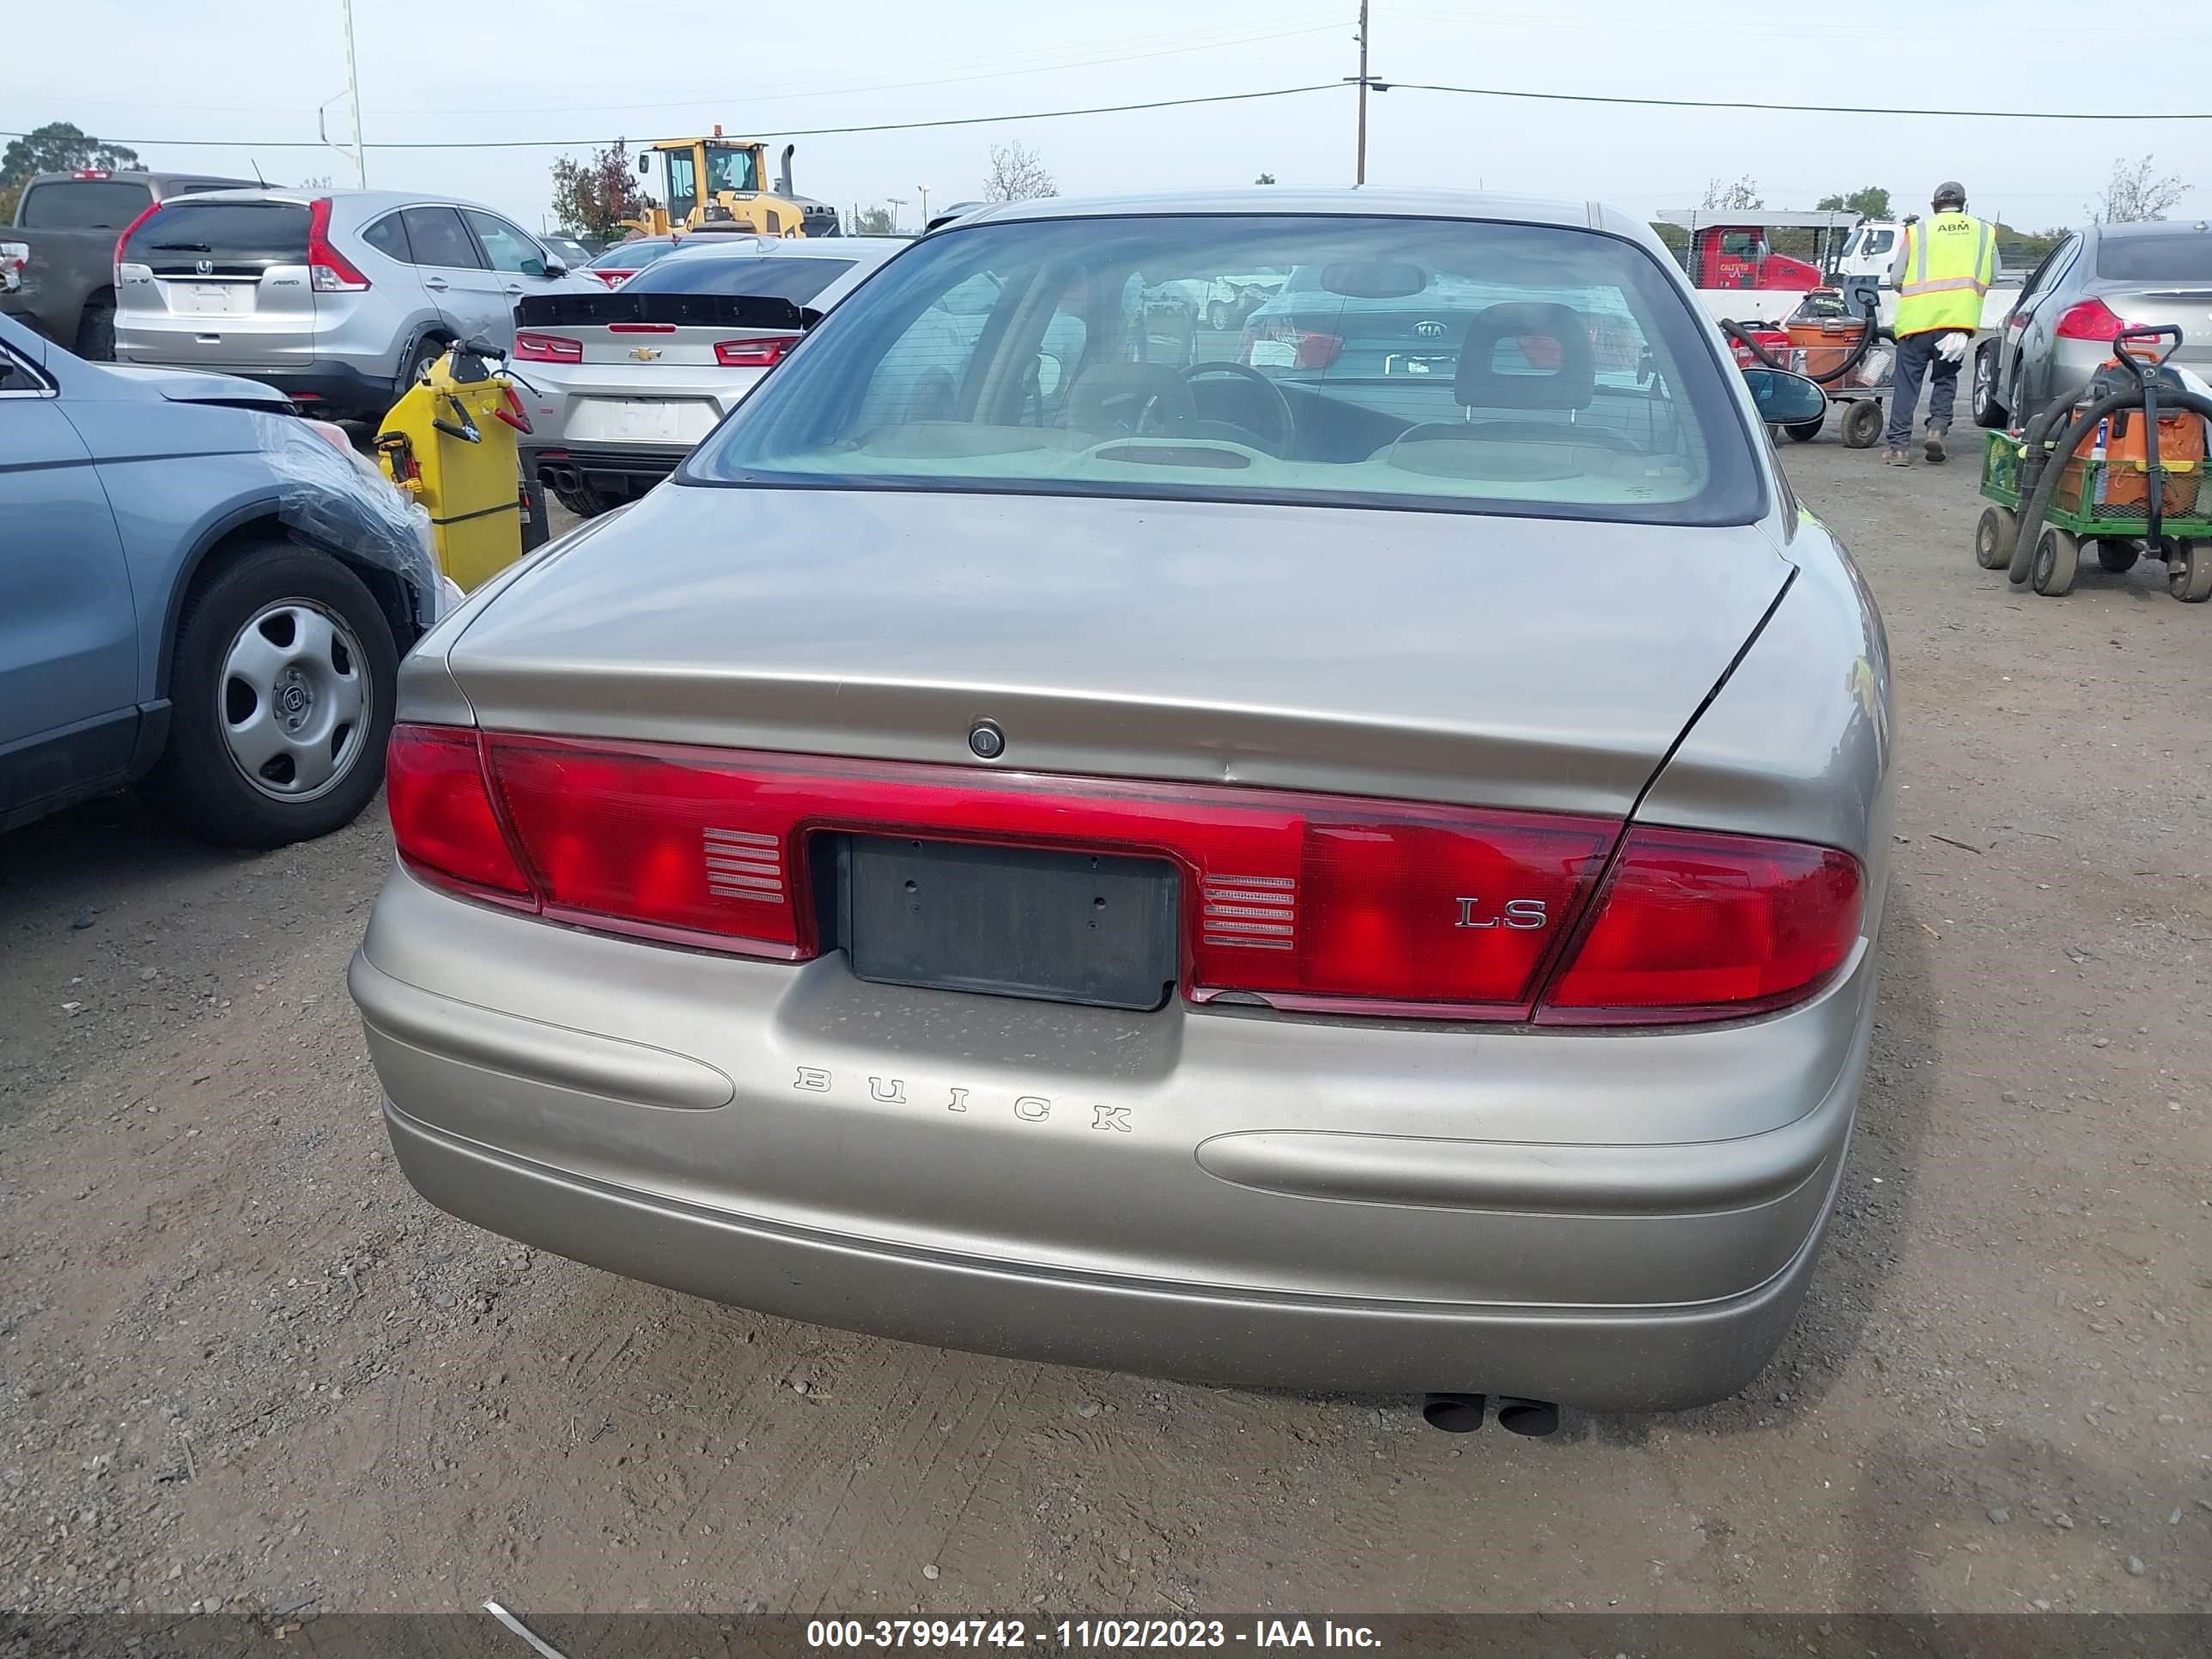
[1,169,258,358]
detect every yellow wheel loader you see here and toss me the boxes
[620,131,841,240]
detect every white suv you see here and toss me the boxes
[114,188,589,418]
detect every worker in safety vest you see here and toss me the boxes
[1881,180,1996,465]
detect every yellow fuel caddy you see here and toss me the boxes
[374,343,546,592]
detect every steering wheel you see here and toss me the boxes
[1181,362,1296,455]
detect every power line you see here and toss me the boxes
[1393,82,2212,121]
[11,76,2209,157]
[0,84,1342,152]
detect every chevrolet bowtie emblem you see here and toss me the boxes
[629,346,662,362]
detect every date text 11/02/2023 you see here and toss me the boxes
[805,1620,1383,1650]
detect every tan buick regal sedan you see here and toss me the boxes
[350,189,1890,1432]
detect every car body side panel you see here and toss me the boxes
[1637,508,1894,906]
[0,396,137,753]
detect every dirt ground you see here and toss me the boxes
[1,438,2207,1620]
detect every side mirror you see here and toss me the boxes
[638,155,651,175]
[1741,366,1826,426]
[542,258,567,277]
[520,257,547,279]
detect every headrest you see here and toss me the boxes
[1456,302,1595,411]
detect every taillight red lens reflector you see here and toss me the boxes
[385,726,1867,1025]
[1539,827,1863,1023]
[714,335,799,368]
[472,734,1613,1009]
[385,727,533,902]
[513,331,583,362]
[2054,298,2126,342]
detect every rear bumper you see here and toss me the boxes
[381,1094,1840,1412]
[352,868,1874,1412]
[525,442,691,495]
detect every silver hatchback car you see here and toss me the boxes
[115,188,587,419]
[351,190,1887,1425]
[1975,219,2212,428]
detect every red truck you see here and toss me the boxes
[1653,210,1860,295]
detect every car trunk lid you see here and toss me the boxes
[444,485,1790,819]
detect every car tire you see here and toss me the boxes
[1784,416,1824,443]
[1206,301,1231,331]
[403,333,447,390]
[76,298,116,362]
[1974,506,2018,570]
[553,481,617,518]
[144,538,399,849]
[2030,527,2080,598]
[1972,342,2007,428]
[2095,538,2140,574]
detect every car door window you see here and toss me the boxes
[462,210,546,277]
[361,214,412,263]
[398,207,483,270]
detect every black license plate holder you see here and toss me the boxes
[841,836,1179,1012]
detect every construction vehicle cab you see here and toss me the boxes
[1656,209,1859,295]
[628,131,839,240]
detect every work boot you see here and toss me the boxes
[1883,447,1911,466]
[1924,425,1948,464]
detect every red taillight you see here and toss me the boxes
[386,727,533,904]
[113,199,162,270]
[2055,298,2127,342]
[74,167,112,180]
[390,727,1863,1025]
[714,335,799,368]
[605,321,676,334]
[512,331,583,363]
[471,734,1613,1010]
[307,198,370,294]
[1539,828,1863,1024]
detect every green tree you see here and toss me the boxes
[549,139,647,241]
[852,204,896,235]
[1816,185,1892,221]
[0,121,143,221]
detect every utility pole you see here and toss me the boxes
[917,184,931,226]
[1354,0,1370,186]
[340,0,367,187]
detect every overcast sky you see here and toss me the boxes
[9,0,2208,235]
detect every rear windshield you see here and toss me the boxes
[624,254,856,301]
[123,201,309,271]
[2096,232,2212,283]
[17,179,151,230]
[590,240,676,269]
[686,213,1760,525]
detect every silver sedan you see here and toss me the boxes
[351,190,1886,1427]
[513,237,907,515]
[1975,219,2212,428]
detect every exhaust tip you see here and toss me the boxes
[1494,1397,1559,1437]
[1419,1392,1486,1433]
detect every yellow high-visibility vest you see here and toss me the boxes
[1893,211,1996,337]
